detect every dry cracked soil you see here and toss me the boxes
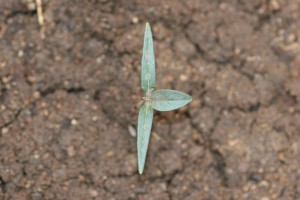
[0,0,300,200]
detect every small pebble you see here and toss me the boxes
[92,116,98,121]
[34,153,40,159]
[288,107,295,113]
[71,119,78,125]
[234,47,241,55]
[27,0,36,10]
[56,103,62,109]
[0,62,6,68]
[179,74,188,81]
[271,0,280,11]
[89,189,98,197]
[67,146,75,157]
[27,75,36,83]
[165,75,174,82]
[2,76,11,83]
[33,91,41,99]
[0,105,6,111]
[43,110,49,116]
[259,180,270,188]
[134,187,147,194]
[128,125,136,137]
[287,34,296,42]
[18,50,24,57]
[96,55,105,63]
[1,127,9,134]
[132,17,139,24]
[106,151,114,157]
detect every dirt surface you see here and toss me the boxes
[0,0,300,199]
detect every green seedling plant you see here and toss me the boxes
[138,23,192,174]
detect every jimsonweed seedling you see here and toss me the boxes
[138,23,192,174]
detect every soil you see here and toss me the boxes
[1,0,300,200]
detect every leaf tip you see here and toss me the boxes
[145,22,152,33]
[138,166,144,174]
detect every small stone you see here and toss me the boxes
[160,183,167,191]
[134,187,147,194]
[271,0,280,11]
[1,127,9,134]
[56,103,62,109]
[27,0,36,10]
[2,76,11,84]
[89,189,98,197]
[179,74,188,81]
[192,132,202,142]
[278,152,285,162]
[18,50,24,57]
[132,17,139,24]
[243,183,251,192]
[41,101,47,107]
[54,55,62,61]
[219,3,228,10]
[43,110,49,116]
[34,153,40,159]
[25,109,32,116]
[0,105,6,111]
[33,91,41,99]
[288,107,295,113]
[165,75,174,82]
[128,125,136,137]
[250,184,257,190]
[92,116,98,121]
[71,119,78,125]
[234,47,241,55]
[27,75,36,83]
[249,172,263,182]
[106,151,114,157]
[0,62,6,68]
[287,34,296,42]
[96,55,105,64]
[190,98,201,108]
[42,153,50,159]
[258,168,264,173]
[67,146,75,157]
[259,180,270,188]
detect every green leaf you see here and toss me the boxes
[141,23,155,93]
[150,89,192,111]
[137,103,154,174]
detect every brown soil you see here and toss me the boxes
[1,0,300,199]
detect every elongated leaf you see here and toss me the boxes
[137,103,154,174]
[141,23,155,93]
[150,89,192,111]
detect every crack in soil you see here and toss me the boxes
[188,108,229,187]
[0,176,6,193]
[0,108,22,130]
[39,83,86,97]
[0,82,86,134]
[205,110,229,187]
[271,45,295,68]
[4,9,37,23]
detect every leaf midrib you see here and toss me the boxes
[151,98,190,102]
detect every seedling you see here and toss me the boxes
[137,23,192,174]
